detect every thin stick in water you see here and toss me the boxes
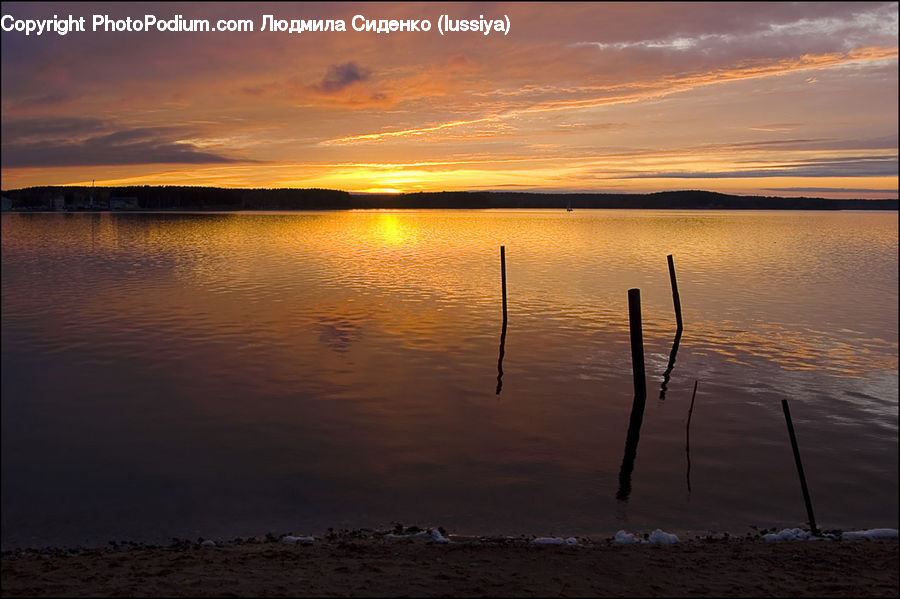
[781,399,819,535]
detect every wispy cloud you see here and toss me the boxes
[322,46,898,145]
[621,156,899,179]
[765,187,899,193]
[571,3,899,55]
[1,117,246,167]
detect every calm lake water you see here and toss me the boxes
[2,210,897,549]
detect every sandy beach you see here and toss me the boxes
[2,530,897,598]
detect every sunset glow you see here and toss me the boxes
[2,2,897,198]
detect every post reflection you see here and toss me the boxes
[659,328,682,400]
[685,381,698,495]
[496,317,507,395]
[496,245,508,395]
[616,391,646,502]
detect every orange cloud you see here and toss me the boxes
[321,46,898,144]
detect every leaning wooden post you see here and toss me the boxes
[628,288,646,400]
[781,399,819,535]
[667,254,683,331]
[500,246,508,324]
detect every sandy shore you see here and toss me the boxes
[2,529,897,598]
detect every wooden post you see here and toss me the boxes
[617,290,648,501]
[628,288,646,400]
[781,399,819,535]
[667,254,683,331]
[500,246,508,323]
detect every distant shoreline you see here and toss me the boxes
[2,187,897,212]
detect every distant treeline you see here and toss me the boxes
[2,186,897,211]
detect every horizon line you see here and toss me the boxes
[2,185,898,202]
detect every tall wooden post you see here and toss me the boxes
[628,288,646,400]
[617,289,648,501]
[500,246,508,323]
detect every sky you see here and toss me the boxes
[1,1,898,198]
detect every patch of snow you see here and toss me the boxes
[764,528,811,542]
[648,529,679,544]
[534,537,566,545]
[385,529,449,543]
[614,530,678,545]
[614,530,640,545]
[430,529,450,543]
[842,528,899,541]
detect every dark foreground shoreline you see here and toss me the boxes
[3,533,897,598]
